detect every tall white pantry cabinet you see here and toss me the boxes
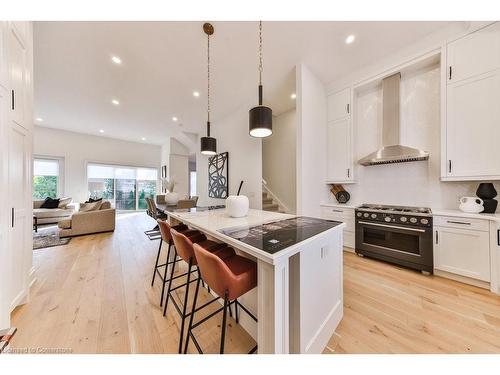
[0,21,34,330]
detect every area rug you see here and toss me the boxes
[33,225,71,250]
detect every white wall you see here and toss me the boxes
[161,138,189,198]
[262,109,297,213]
[296,64,327,217]
[196,101,262,209]
[34,126,161,203]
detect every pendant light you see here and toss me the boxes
[201,22,217,155]
[249,21,272,138]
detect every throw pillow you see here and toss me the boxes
[40,197,60,209]
[58,197,73,208]
[79,201,102,212]
[85,197,103,204]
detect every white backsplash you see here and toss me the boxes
[326,64,500,211]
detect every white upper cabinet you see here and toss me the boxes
[447,23,500,84]
[326,118,353,183]
[7,23,27,129]
[327,87,351,122]
[446,71,500,178]
[443,22,500,180]
[0,23,7,90]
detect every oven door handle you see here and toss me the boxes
[357,221,426,233]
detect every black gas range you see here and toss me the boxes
[355,204,433,274]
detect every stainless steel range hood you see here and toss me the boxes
[358,72,429,166]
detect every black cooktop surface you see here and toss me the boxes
[218,216,342,254]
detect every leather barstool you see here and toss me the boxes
[185,243,258,354]
[151,219,201,306]
[165,228,234,353]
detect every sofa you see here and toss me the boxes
[58,200,116,238]
[33,198,76,225]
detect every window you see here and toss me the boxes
[87,163,158,211]
[33,158,60,199]
[189,171,197,197]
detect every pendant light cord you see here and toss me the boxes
[259,21,263,86]
[207,30,211,135]
[258,21,263,105]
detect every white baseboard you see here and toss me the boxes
[9,289,27,313]
[304,300,343,354]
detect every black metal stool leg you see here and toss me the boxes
[151,238,163,286]
[235,299,239,324]
[160,240,172,306]
[220,291,229,354]
[184,275,201,354]
[179,258,193,354]
[163,248,178,317]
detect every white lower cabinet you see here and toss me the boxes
[434,216,490,282]
[320,205,355,249]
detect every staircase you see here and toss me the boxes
[262,191,284,213]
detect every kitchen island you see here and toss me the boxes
[165,207,345,354]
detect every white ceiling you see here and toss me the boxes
[33,21,451,146]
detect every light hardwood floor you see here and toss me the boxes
[10,213,500,354]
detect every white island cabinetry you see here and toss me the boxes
[166,208,345,354]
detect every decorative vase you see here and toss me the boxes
[476,183,497,199]
[165,192,179,206]
[225,195,249,218]
[476,183,498,213]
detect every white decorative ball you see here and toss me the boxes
[225,195,249,218]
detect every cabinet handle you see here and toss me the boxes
[448,160,452,173]
[11,207,14,228]
[347,103,350,114]
[347,168,350,178]
[11,89,15,110]
[449,66,452,80]
[446,220,471,225]
[435,231,438,244]
[497,229,500,246]
[331,209,343,213]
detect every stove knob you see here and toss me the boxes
[364,213,369,218]
[384,216,392,222]
[410,217,417,224]
[420,218,429,225]
[400,216,407,222]
[371,213,377,219]
[357,212,362,217]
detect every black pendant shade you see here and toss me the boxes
[201,121,216,155]
[249,85,273,138]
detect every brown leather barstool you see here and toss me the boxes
[185,243,258,354]
[151,219,202,306]
[165,229,234,353]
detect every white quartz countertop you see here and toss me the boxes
[167,208,346,264]
[432,208,500,223]
[320,202,358,209]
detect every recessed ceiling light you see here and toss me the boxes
[141,137,146,141]
[99,129,104,133]
[111,56,122,65]
[36,117,44,122]
[193,91,200,97]
[172,116,178,122]
[345,35,355,44]
[290,93,296,99]
[111,99,120,106]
